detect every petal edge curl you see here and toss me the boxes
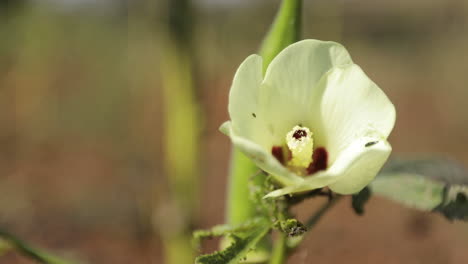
[264,138,392,198]
[220,121,303,186]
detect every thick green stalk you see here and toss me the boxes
[259,0,302,72]
[227,149,259,225]
[226,150,270,262]
[227,0,302,263]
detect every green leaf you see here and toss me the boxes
[351,187,371,215]
[370,157,468,221]
[195,224,271,264]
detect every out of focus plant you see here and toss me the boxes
[156,0,201,263]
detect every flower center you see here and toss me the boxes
[271,125,328,176]
[286,125,314,169]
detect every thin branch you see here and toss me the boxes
[287,195,343,250]
[305,195,342,230]
[0,229,73,264]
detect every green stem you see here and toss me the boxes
[269,233,287,264]
[226,150,270,262]
[305,195,342,230]
[288,196,343,250]
[259,0,302,72]
[227,149,260,225]
[0,230,73,264]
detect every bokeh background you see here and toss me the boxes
[1,0,468,263]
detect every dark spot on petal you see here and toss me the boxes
[252,113,256,118]
[365,141,379,147]
[307,147,328,175]
[293,129,307,140]
[272,146,285,165]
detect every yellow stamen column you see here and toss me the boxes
[286,126,314,169]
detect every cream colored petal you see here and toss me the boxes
[264,138,392,198]
[314,64,396,164]
[328,139,392,194]
[264,40,353,94]
[228,54,264,142]
[220,121,304,186]
[224,40,396,198]
[257,40,354,142]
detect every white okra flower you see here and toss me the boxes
[220,40,396,198]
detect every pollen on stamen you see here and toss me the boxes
[292,129,307,139]
[286,126,314,168]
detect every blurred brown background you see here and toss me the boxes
[1,0,468,263]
